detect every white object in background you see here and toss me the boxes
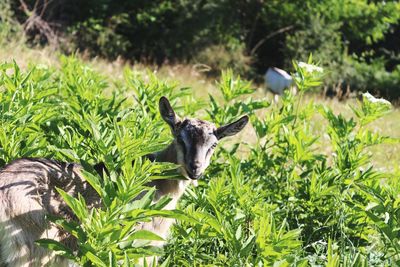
[265,67,293,95]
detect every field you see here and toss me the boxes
[1,44,400,266]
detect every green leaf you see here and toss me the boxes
[85,251,107,267]
[35,239,75,260]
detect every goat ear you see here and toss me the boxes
[159,96,180,129]
[216,115,249,140]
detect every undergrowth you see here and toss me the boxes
[0,57,399,266]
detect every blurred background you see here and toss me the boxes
[1,0,400,101]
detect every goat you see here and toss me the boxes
[0,96,249,266]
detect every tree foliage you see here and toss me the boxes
[4,0,400,98]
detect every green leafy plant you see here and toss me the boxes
[165,60,400,266]
[0,57,197,266]
[1,56,399,266]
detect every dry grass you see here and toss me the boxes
[1,43,399,171]
[0,42,213,95]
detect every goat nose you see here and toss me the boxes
[190,161,201,171]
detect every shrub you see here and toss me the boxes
[0,0,22,44]
[193,44,252,77]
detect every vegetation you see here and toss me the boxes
[0,55,399,266]
[1,1,400,264]
[2,0,400,99]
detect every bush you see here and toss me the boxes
[344,55,400,100]
[285,14,400,101]
[193,44,252,77]
[0,0,22,44]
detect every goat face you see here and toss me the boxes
[159,96,249,180]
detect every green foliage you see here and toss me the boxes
[283,1,400,100]
[286,15,343,80]
[165,61,400,266]
[194,44,252,77]
[3,0,400,98]
[0,57,198,266]
[0,0,22,43]
[343,56,400,99]
[207,69,269,126]
[1,57,400,266]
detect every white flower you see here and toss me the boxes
[298,62,323,73]
[363,92,391,106]
[36,64,49,70]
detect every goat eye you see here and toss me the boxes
[208,143,217,154]
[176,136,187,154]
